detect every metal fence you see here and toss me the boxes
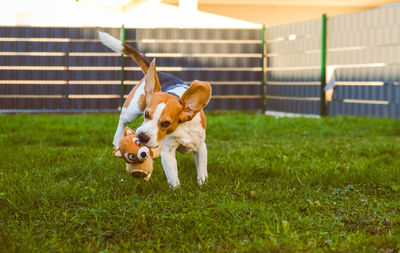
[265,19,321,115]
[2,5,400,117]
[0,26,262,112]
[265,5,400,117]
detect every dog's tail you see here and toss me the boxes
[98,31,149,74]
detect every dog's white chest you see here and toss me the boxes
[163,113,205,153]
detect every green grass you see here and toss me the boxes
[1,112,400,252]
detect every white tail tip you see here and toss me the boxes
[98,31,123,53]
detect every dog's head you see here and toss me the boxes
[136,59,211,148]
[113,127,153,180]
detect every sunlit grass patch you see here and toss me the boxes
[1,112,399,252]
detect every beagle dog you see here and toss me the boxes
[99,32,211,188]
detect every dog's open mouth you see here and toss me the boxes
[130,170,151,181]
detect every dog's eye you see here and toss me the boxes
[128,154,135,160]
[136,141,141,146]
[144,111,150,119]
[160,121,171,128]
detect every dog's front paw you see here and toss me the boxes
[169,180,180,189]
[197,175,208,186]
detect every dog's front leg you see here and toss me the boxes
[161,147,180,188]
[113,108,142,149]
[113,118,127,149]
[193,142,208,185]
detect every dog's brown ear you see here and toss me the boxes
[179,80,211,122]
[124,127,135,136]
[113,148,123,158]
[144,59,161,103]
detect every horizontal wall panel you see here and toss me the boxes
[0,98,68,110]
[206,98,262,110]
[211,85,261,96]
[69,41,113,52]
[267,36,320,55]
[0,56,67,66]
[67,98,119,110]
[72,28,120,40]
[0,98,120,110]
[0,84,66,95]
[327,26,400,48]
[68,55,261,68]
[266,99,320,114]
[327,6,400,32]
[70,41,261,54]
[136,42,261,54]
[267,19,320,40]
[0,26,120,39]
[268,53,319,68]
[328,101,390,117]
[0,27,70,38]
[125,70,262,82]
[267,69,320,82]
[334,66,400,82]
[0,41,69,52]
[0,70,68,80]
[132,28,261,40]
[327,45,400,65]
[0,41,115,53]
[122,84,260,96]
[267,85,320,98]
[68,84,121,95]
[69,56,121,67]
[118,84,262,96]
[144,57,261,68]
[69,70,121,81]
[69,70,261,82]
[332,85,389,101]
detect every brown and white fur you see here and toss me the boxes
[99,32,211,188]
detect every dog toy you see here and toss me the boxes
[113,127,154,181]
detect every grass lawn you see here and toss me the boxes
[1,112,400,252]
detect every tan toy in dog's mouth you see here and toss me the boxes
[113,127,154,181]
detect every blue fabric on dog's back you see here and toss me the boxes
[157,72,189,98]
[158,72,185,90]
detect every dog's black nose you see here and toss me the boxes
[140,152,147,158]
[138,132,149,143]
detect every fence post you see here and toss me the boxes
[119,24,126,110]
[261,25,267,112]
[320,14,327,116]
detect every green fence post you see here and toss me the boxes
[320,14,327,116]
[261,24,267,112]
[120,24,126,110]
